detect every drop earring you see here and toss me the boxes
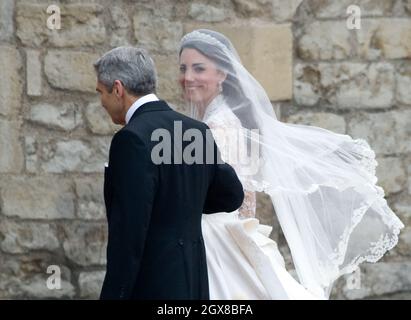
[218,81,223,93]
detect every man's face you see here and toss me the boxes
[96,81,124,125]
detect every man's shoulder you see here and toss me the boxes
[163,105,210,130]
[111,127,145,146]
[138,101,209,131]
[173,111,209,130]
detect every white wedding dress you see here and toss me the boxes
[201,96,323,300]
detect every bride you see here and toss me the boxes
[178,29,404,299]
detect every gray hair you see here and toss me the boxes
[94,47,157,96]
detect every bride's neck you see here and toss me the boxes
[189,93,222,120]
[197,105,206,120]
[198,93,221,119]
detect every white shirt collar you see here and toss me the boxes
[125,93,159,124]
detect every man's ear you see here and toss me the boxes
[113,80,124,98]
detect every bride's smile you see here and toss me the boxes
[179,48,226,109]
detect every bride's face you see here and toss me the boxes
[179,48,226,107]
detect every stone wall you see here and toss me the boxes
[290,0,411,300]
[0,0,409,299]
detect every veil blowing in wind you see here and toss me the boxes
[180,29,404,298]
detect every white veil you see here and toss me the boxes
[179,29,404,298]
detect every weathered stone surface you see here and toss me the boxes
[40,138,110,173]
[25,136,38,173]
[19,275,75,299]
[42,139,90,173]
[357,19,411,60]
[0,220,60,254]
[15,3,45,47]
[0,0,14,42]
[110,6,130,30]
[152,55,181,102]
[406,0,411,14]
[272,0,303,22]
[26,49,42,96]
[341,262,411,299]
[0,46,23,117]
[287,112,346,134]
[0,255,74,299]
[318,63,367,87]
[297,21,352,60]
[409,162,411,195]
[393,196,411,221]
[370,292,411,299]
[297,18,411,60]
[228,24,292,101]
[53,4,106,47]
[0,274,75,299]
[333,63,394,109]
[16,3,106,47]
[110,32,132,48]
[376,157,407,194]
[44,51,99,93]
[311,0,395,18]
[348,110,411,155]
[295,15,411,61]
[0,176,75,219]
[294,62,394,109]
[232,0,272,17]
[75,176,105,220]
[396,63,411,105]
[85,101,121,135]
[396,226,411,257]
[0,119,24,173]
[78,271,105,299]
[134,12,183,53]
[62,222,107,266]
[109,6,132,47]
[294,64,321,106]
[28,102,83,131]
[184,24,293,101]
[189,3,228,22]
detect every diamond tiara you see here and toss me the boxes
[180,30,228,52]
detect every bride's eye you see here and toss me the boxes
[179,65,186,73]
[194,66,205,73]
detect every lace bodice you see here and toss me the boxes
[203,95,256,218]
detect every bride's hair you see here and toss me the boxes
[179,29,258,131]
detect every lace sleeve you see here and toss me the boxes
[238,190,256,218]
[207,116,256,218]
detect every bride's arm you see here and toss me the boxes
[238,190,256,218]
[207,118,257,218]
